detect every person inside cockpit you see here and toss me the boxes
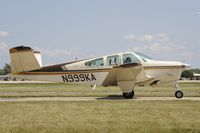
[123,57,132,64]
[122,54,140,64]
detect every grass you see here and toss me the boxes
[0,82,200,97]
[0,100,200,133]
[0,82,200,133]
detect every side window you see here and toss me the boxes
[122,54,140,64]
[85,58,104,67]
[107,55,120,66]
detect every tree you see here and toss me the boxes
[0,69,5,75]
[181,68,200,79]
[181,70,193,79]
[3,63,11,74]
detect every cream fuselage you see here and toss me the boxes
[13,52,189,91]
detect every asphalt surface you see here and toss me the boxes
[0,96,200,102]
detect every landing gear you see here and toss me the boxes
[123,90,134,99]
[175,90,183,98]
[175,83,183,98]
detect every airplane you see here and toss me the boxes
[9,46,190,99]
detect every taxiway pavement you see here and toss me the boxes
[0,96,200,102]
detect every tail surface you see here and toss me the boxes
[9,46,42,73]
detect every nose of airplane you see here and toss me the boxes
[181,63,191,70]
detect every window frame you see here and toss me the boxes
[85,58,104,67]
[106,55,120,66]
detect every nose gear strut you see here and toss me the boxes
[175,83,183,98]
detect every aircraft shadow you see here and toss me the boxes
[96,95,132,100]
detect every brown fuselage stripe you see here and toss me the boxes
[13,66,182,75]
[13,69,112,75]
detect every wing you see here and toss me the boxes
[102,63,155,92]
[101,63,142,91]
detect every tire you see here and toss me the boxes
[175,90,183,98]
[123,90,134,99]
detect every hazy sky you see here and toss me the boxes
[0,0,200,68]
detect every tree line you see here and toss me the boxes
[181,68,200,79]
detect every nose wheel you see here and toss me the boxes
[175,90,183,98]
[175,83,183,98]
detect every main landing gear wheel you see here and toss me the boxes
[123,90,134,99]
[175,90,183,98]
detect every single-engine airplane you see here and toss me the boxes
[9,46,190,99]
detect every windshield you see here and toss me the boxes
[122,54,141,64]
[135,52,152,61]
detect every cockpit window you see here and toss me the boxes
[135,52,152,62]
[85,58,104,67]
[122,54,140,64]
[107,55,120,66]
